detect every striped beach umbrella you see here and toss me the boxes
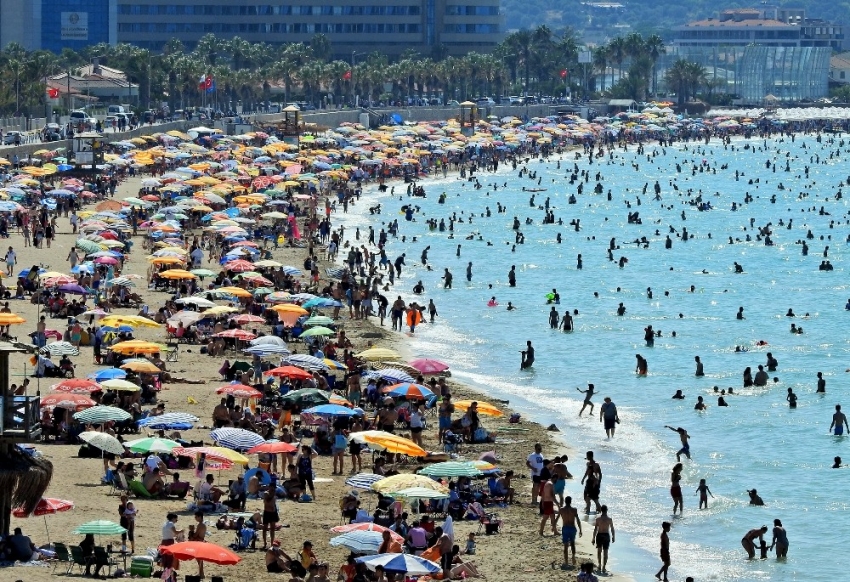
[330,531,383,555]
[79,431,125,455]
[418,461,483,478]
[73,520,127,535]
[124,437,181,454]
[284,354,329,370]
[383,383,435,400]
[74,405,131,424]
[243,344,291,356]
[39,341,80,357]
[210,427,266,451]
[345,473,385,490]
[363,369,415,384]
[356,553,441,576]
[137,412,199,430]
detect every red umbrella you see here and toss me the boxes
[267,365,313,380]
[160,541,241,565]
[213,329,257,340]
[50,378,102,393]
[40,392,96,410]
[13,497,75,517]
[409,358,450,374]
[229,314,266,325]
[216,384,263,398]
[246,441,298,455]
[222,259,255,273]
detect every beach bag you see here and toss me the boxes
[509,413,521,424]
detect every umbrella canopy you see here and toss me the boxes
[79,431,125,455]
[303,403,358,416]
[331,522,405,544]
[213,329,257,341]
[210,427,266,451]
[0,313,26,325]
[356,553,441,575]
[12,497,74,518]
[216,383,263,398]
[267,365,313,380]
[363,369,415,384]
[137,412,199,430]
[51,378,102,393]
[330,530,383,555]
[124,437,180,454]
[418,461,483,478]
[356,348,401,361]
[383,383,434,400]
[243,344,291,357]
[371,474,448,494]
[112,340,163,354]
[99,379,141,391]
[160,542,241,565]
[87,368,127,381]
[250,335,287,347]
[246,441,298,455]
[298,326,335,338]
[73,520,127,535]
[40,392,95,411]
[453,400,503,417]
[101,315,161,329]
[284,354,329,370]
[345,473,385,490]
[303,315,335,327]
[172,446,249,465]
[391,486,450,500]
[39,341,80,357]
[74,405,132,424]
[120,360,161,374]
[280,388,330,407]
[408,358,450,374]
[355,431,426,457]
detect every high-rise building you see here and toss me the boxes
[0,0,503,57]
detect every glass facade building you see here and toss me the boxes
[736,46,830,101]
[41,0,113,52]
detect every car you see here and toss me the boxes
[510,96,524,105]
[3,131,23,145]
[476,97,495,107]
[446,100,461,107]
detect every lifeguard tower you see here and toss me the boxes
[281,105,301,146]
[459,101,477,137]
[72,131,106,171]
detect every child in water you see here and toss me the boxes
[695,479,714,509]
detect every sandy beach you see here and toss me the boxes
[3,173,629,582]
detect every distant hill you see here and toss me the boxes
[501,0,847,42]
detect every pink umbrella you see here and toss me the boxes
[229,314,266,325]
[94,256,119,265]
[213,329,257,341]
[13,497,75,543]
[408,358,450,374]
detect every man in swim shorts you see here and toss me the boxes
[591,505,615,574]
[655,522,671,581]
[538,475,557,536]
[557,496,582,566]
[665,425,691,460]
[599,398,619,438]
[830,404,849,435]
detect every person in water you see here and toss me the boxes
[520,340,534,369]
[829,404,849,435]
[577,384,596,416]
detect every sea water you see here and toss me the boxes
[337,135,850,580]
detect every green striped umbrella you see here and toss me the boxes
[191,268,217,278]
[73,520,127,535]
[418,461,482,478]
[73,405,132,424]
[304,316,335,327]
[299,326,334,337]
[75,238,103,254]
[124,437,180,454]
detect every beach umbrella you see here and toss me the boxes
[345,473,386,490]
[172,446,249,465]
[331,522,405,544]
[215,383,263,398]
[0,313,26,325]
[99,379,141,391]
[356,348,401,361]
[210,427,266,451]
[39,341,80,357]
[356,553,441,576]
[40,393,95,410]
[408,358,450,374]
[75,239,102,254]
[78,432,125,455]
[384,383,434,400]
[57,283,90,295]
[124,437,180,454]
[330,530,383,555]
[250,335,287,347]
[159,269,198,280]
[73,520,126,536]
[160,541,241,566]
[280,388,330,407]
[418,462,483,478]
[363,369,415,384]
[323,359,347,371]
[213,329,257,341]
[137,412,199,430]
[190,269,218,279]
[107,277,136,288]
[267,365,313,380]
[111,339,163,354]
[270,303,308,315]
[51,378,101,393]
[371,474,448,495]
[391,487,450,500]
[299,326,335,338]
[303,403,358,416]
[354,432,427,458]
[302,297,339,309]
[303,315,335,327]
[87,368,126,381]
[230,313,266,325]
[176,296,216,308]
[13,497,74,517]
[243,344,291,357]
[120,360,161,374]
[74,405,132,424]
[284,354,329,370]
[246,441,298,455]
[453,400,503,417]
[100,315,160,329]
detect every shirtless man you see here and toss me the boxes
[556,496,582,566]
[829,404,849,436]
[265,540,293,573]
[212,398,231,428]
[654,522,671,581]
[665,425,691,460]
[577,384,596,416]
[591,505,615,574]
[262,488,280,549]
[581,451,602,486]
[741,526,768,559]
[538,476,558,536]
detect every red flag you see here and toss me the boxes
[205,76,213,90]
[47,87,59,99]
[343,70,352,81]
[560,69,568,78]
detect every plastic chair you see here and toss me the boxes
[68,545,87,574]
[52,542,72,574]
[128,479,155,499]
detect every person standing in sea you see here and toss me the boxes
[599,397,619,438]
[520,340,534,369]
[769,519,789,558]
[829,404,848,435]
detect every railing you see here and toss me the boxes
[0,395,42,440]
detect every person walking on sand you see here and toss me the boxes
[742,526,768,559]
[262,488,280,549]
[557,496,582,566]
[829,404,848,435]
[577,384,596,416]
[591,505,615,574]
[655,521,671,581]
[526,443,544,505]
[538,475,557,536]
[599,397,619,438]
[665,425,691,460]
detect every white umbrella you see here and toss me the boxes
[40,341,80,357]
[250,336,287,347]
[176,296,217,308]
[79,431,125,455]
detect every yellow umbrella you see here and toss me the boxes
[356,348,401,362]
[371,472,447,494]
[100,315,161,329]
[202,305,240,316]
[158,269,198,280]
[452,400,503,417]
[120,360,162,373]
[99,379,141,391]
[216,286,252,298]
[111,340,164,355]
[148,256,185,265]
[0,313,26,325]
[356,431,427,458]
[270,304,308,315]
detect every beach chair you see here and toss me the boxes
[110,472,129,495]
[468,502,502,535]
[94,546,117,576]
[68,545,87,574]
[165,341,179,362]
[130,555,154,578]
[52,542,72,574]
[128,479,155,499]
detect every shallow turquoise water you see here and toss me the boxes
[339,134,850,580]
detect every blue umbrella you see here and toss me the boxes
[138,412,199,430]
[88,368,127,381]
[302,297,338,309]
[303,404,358,416]
[387,383,435,401]
[244,467,272,485]
[285,354,328,371]
[356,553,441,575]
[210,427,265,451]
[363,369,415,384]
[345,473,384,489]
[330,531,382,554]
[18,267,46,278]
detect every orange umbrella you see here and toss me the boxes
[267,365,313,380]
[159,541,241,565]
[246,441,298,454]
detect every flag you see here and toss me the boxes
[206,79,216,93]
[198,74,206,89]
[47,87,59,99]
[343,70,352,81]
[560,69,568,78]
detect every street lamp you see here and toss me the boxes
[351,51,360,108]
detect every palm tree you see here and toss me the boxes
[310,34,333,63]
[608,36,627,86]
[665,59,705,104]
[645,34,666,98]
[593,45,609,92]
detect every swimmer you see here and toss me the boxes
[487,297,498,307]
[672,390,685,400]
[665,426,691,461]
[747,489,765,506]
[506,302,516,311]
[829,404,848,435]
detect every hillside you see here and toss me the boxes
[500,0,849,40]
